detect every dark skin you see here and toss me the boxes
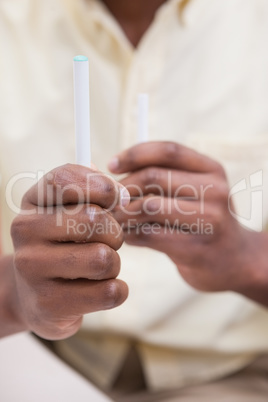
[3,142,268,340]
[1,165,130,339]
[101,0,167,47]
[109,142,268,305]
[0,0,166,339]
[1,1,268,340]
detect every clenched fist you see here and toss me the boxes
[11,164,130,340]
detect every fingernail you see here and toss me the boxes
[120,187,130,207]
[108,156,119,172]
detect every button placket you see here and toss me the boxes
[119,16,170,150]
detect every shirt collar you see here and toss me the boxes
[174,0,215,26]
[74,0,207,48]
[87,0,192,23]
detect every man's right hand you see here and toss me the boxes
[10,164,130,340]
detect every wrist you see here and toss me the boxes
[0,255,28,338]
[230,229,268,306]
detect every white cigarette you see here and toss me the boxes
[73,55,91,167]
[137,93,149,143]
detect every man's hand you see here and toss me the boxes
[10,164,129,340]
[108,142,268,303]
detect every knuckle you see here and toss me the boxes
[144,167,161,186]
[63,163,74,170]
[214,163,227,178]
[163,142,179,160]
[13,249,31,275]
[103,280,121,307]
[53,164,73,186]
[55,163,74,176]
[96,243,110,265]
[11,215,36,245]
[145,197,161,214]
[95,244,119,277]
[10,215,25,240]
[86,204,104,224]
[102,179,119,208]
[114,228,124,249]
[108,219,124,249]
[103,179,116,196]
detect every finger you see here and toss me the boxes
[114,196,212,226]
[22,163,130,209]
[12,204,123,250]
[119,168,217,199]
[123,224,195,260]
[15,242,121,281]
[43,278,129,317]
[123,224,213,267]
[108,142,221,174]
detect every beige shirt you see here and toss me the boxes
[1,0,268,391]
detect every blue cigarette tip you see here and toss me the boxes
[73,55,88,62]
